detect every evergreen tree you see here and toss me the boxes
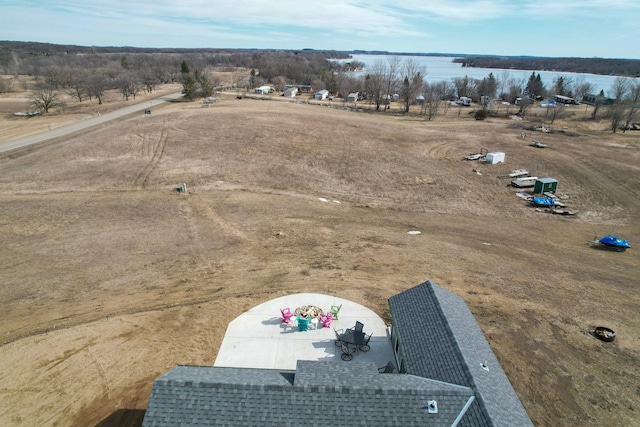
[181,75,198,99]
[199,74,214,98]
[181,60,190,75]
[525,72,545,99]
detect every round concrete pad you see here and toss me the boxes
[214,293,395,370]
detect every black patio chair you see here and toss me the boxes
[358,333,372,352]
[340,342,357,361]
[378,361,396,373]
[354,321,364,334]
[333,327,344,346]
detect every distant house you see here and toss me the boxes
[458,96,472,106]
[254,85,271,95]
[284,87,298,98]
[346,92,359,103]
[582,93,614,106]
[314,89,329,100]
[142,281,533,426]
[553,95,576,105]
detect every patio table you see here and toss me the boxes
[339,329,365,346]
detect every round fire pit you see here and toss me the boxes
[593,326,616,342]
[294,305,324,319]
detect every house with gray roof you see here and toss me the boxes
[142,280,532,426]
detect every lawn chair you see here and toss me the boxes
[340,342,356,361]
[354,321,364,334]
[319,312,333,328]
[333,328,344,346]
[330,304,342,320]
[358,333,372,352]
[280,307,294,324]
[378,361,396,373]
[297,315,310,332]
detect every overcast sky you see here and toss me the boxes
[2,1,639,59]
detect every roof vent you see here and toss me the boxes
[481,361,489,371]
[427,400,438,414]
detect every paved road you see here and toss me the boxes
[0,92,183,154]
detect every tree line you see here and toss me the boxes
[453,56,640,78]
[1,42,638,132]
[0,42,355,112]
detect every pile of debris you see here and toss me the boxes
[529,140,548,148]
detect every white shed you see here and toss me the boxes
[254,85,271,95]
[486,152,505,164]
[314,89,329,100]
[284,87,298,98]
[346,92,359,103]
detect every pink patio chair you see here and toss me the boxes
[281,307,294,324]
[320,312,334,328]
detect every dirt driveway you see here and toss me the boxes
[0,94,638,426]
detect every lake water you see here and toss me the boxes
[339,54,633,96]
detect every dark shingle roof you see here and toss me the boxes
[142,280,533,427]
[388,280,533,426]
[143,362,475,426]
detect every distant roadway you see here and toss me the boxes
[0,91,183,154]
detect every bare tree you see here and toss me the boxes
[363,59,388,111]
[572,76,593,104]
[399,58,425,113]
[507,77,526,104]
[453,75,475,99]
[116,73,140,101]
[623,81,640,132]
[518,97,533,119]
[496,70,511,100]
[337,72,361,105]
[66,70,87,102]
[139,69,160,94]
[421,81,447,120]
[0,78,10,94]
[270,76,287,92]
[547,103,567,125]
[29,85,63,113]
[10,51,22,77]
[384,56,401,103]
[85,74,109,104]
[609,77,630,132]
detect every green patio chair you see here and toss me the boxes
[330,304,342,320]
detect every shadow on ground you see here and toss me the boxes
[95,409,145,427]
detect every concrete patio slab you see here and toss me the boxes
[214,293,395,370]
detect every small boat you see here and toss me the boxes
[598,235,631,249]
[588,235,631,251]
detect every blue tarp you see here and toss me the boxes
[532,197,555,206]
[599,236,631,248]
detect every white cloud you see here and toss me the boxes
[1,1,638,56]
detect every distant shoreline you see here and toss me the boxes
[341,51,640,77]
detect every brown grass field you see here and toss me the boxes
[0,82,639,426]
